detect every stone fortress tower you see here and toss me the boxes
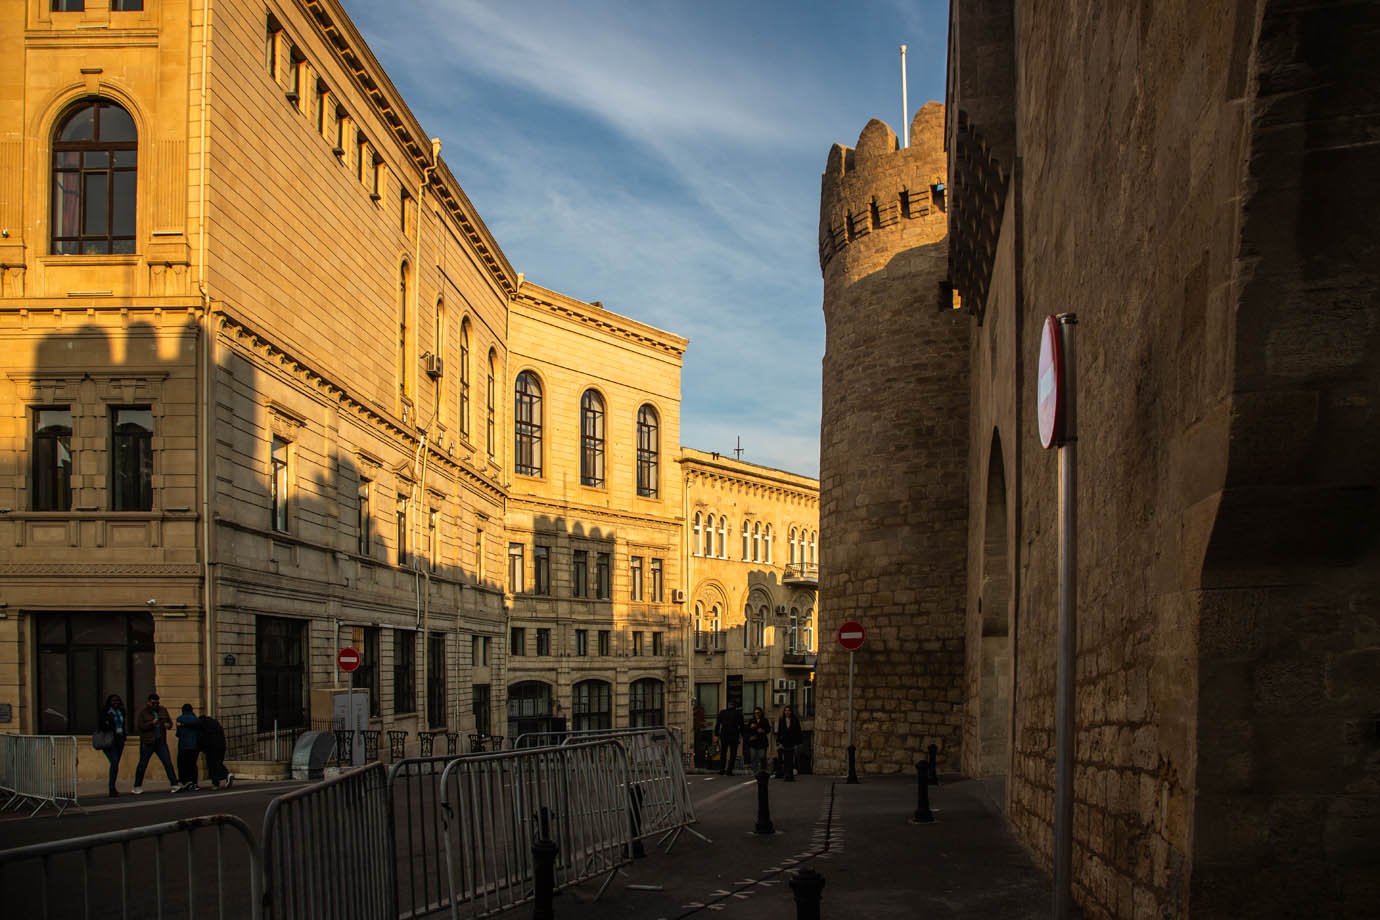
[815,103,970,775]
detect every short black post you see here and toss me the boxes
[532,807,558,920]
[628,783,647,858]
[927,743,939,785]
[789,867,826,920]
[846,744,859,784]
[913,761,934,823]
[754,770,775,834]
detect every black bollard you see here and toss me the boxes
[789,867,826,920]
[531,807,558,920]
[927,743,939,785]
[846,744,859,784]
[754,770,775,834]
[628,783,647,858]
[913,761,934,823]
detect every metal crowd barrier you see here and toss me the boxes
[389,753,466,920]
[0,733,83,817]
[0,813,262,918]
[440,740,634,917]
[262,763,395,920]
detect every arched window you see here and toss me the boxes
[459,318,471,439]
[788,607,801,654]
[52,98,138,255]
[486,350,496,459]
[397,262,410,397]
[743,604,752,649]
[694,602,705,647]
[636,405,659,497]
[803,607,815,652]
[433,298,446,413]
[514,371,541,476]
[572,679,612,731]
[703,514,714,557]
[764,525,773,564]
[580,390,605,487]
[755,605,768,648]
[507,680,554,739]
[752,522,762,563]
[692,513,703,557]
[716,516,727,558]
[741,521,750,560]
[629,678,665,727]
[789,527,798,565]
[810,531,817,564]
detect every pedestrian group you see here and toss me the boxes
[94,691,233,796]
[712,700,806,780]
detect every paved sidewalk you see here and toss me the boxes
[511,770,1055,919]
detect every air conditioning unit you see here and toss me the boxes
[423,353,444,379]
[671,589,686,603]
[772,691,788,706]
[774,678,788,691]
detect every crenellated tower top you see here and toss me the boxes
[818,102,948,287]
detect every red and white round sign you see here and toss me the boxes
[1037,315,1065,449]
[836,621,865,651]
[337,647,362,673]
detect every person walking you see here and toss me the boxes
[776,705,804,781]
[713,702,744,776]
[744,706,772,775]
[98,694,128,797]
[197,712,234,789]
[175,703,201,791]
[132,692,180,794]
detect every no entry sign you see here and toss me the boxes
[337,647,361,673]
[837,621,865,651]
[1038,315,1066,449]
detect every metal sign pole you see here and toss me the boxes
[1053,314,1078,919]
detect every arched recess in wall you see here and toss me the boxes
[979,428,1012,779]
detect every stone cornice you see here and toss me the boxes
[298,0,520,298]
[680,449,819,503]
[514,282,688,358]
[0,564,201,577]
[507,495,684,532]
[218,311,506,503]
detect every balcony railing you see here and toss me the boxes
[782,562,819,586]
[694,629,727,652]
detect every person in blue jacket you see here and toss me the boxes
[175,703,201,791]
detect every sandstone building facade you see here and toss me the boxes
[0,0,819,779]
[817,2,1377,917]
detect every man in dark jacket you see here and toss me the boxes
[197,714,234,789]
[132,692,180,794]
[713,703,744,776]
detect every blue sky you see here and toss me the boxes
[339,0,950,478]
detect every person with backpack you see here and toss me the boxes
[197,713,233,789]
[175,703,201,791]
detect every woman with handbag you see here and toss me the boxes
[96,694,128,797]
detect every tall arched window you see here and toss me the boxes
[459,318,471,439]
[52,98,138,255]
[694,602,705,646]
[703,514,715,557]
[514,371,542,476]
[741,521,749,560]
[629,678,665,727]
[810,530,817,564]
[636,405,659,497]
[692,512,703,557]
[580,390,605,487]
[572,679,612,731]
[764,525,773,564]
[433,298,446,413]
[752,522,762,563]
[397,262,410,397]
[486,350,496,459]
[789,527,798,565]
[716,517,727,558]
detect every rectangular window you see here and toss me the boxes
[265,17,281,80]
[536,628,551,656]
[371,157,383,201]
[486,365,496,459]
[470,635,480,666]
[286,48,304,105]
[36,612,154,734]
[357,479,372,556]
[629,556,644,601]
[597,629,610,657]
[53,0,87,10]
[595,552,611,600]
[315,84,329,136]
[508,542,525,593]
[257,616,305,730]
[428,509,439,572]
[534,545,551,595]
[394,629,416,714]
[427,632,446,728]
[113,0,147,10]
[270,437,290,532]
[482,636,491,665]
[400,189,412,235]
[575,629,588,657]
[351,626,381,717]
[356,133,368,183]
[472,684,491,735]
[652,631,664,656]
[396,494,410,567]
[650,558,664,603]
[333,109,346,155]
[742,680,768,715]
[32,407,73,512]
[510,626,525,657]
[632,631,645,656]
[572,550,588,598]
